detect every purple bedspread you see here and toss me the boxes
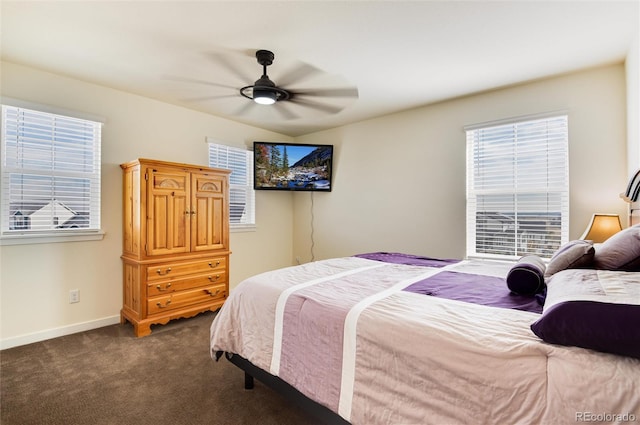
[404,271,542,313]
[355,252,459,268]
[356,252,542,314]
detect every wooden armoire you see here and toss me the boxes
[120,158,231,337]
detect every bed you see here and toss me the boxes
[210,227,640,424]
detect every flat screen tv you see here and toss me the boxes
[253,141,333,192]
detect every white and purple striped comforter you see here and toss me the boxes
[210,256,640,424]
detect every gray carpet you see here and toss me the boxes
[1,311,324,425]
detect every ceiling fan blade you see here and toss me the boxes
[182,94,239,102]
[162,75,236,90]
[288,98,344,114]
[273,102,300,120]
[234,100,257,116]
[205,52,253,83]
[275,62,322,87]
[291,87,359,98]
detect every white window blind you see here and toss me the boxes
[208,142,255,229]
[466,114,569,259]
[1,105,102,237]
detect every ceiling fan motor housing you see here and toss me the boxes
[254,76,275,88]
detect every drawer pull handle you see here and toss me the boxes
[156,283,172,291]
[208,275,220,282]
[156,300,172,308]
[208,261,220,268]
[206,289,221,297]
[156,268,172,275]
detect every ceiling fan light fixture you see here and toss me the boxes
[253,88,277,105]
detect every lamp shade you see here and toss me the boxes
[580,214,623,243]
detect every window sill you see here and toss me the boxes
[230,224,257,233]
[0,231,106,246]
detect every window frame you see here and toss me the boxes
[465,113,569,260]
[207,139,256,232]
[0,100,104,245]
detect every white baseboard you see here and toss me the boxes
[0,315,121,350]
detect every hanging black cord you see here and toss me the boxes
[310,191,315,262]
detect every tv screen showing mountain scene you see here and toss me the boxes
[253,142,333,191]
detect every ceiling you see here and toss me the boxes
[1,1,638,137]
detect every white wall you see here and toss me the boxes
[294,64,629,262]
[0,62,295,348]
[627,28,640,174]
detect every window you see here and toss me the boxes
[1,104,102,243]
[466,114,569,259]
[208,140,255,230]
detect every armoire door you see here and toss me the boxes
[146,167,191,256]
[191,172,228,252]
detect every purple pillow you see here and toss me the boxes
[593,224,640,271]
[507,255,546,295]
[531,300,640,359]
[545,240,594,278]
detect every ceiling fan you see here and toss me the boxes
[240,50,291,105]
[223,49,358,119]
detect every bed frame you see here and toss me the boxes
[221,351,349,425]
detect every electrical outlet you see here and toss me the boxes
[69,289,80,304]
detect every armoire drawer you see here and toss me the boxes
[146,257,226,281]
[147,283,227,316]
[147,271,227,296]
